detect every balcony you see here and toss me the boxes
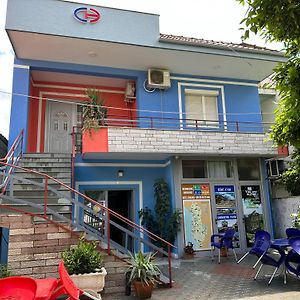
[75,116,277,159]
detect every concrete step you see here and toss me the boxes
[12,183,70,191]
[12,189,71,197]
[11,178,71,186]
[5,195,72,205]
[23,153,71,158]
[14,171,71,179]
[14,166,71,173]
[19,162,71,168]
[20,158,71,163]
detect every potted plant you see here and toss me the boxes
[82,88,108,132]
[127,251,161,299]
[62,236,107,294]
[184,242,195,258]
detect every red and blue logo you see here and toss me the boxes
[74,7,101,24]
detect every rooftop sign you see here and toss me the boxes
[74,7,101,24]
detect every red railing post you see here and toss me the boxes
[168,244,172,288]
[44,177,48,217]
[107,211,111,255]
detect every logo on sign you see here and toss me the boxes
[74,7,101,24]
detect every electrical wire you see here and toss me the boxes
[0,89,276,117]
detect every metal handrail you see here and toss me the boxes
[0,160,175,287]
[0,129,24,192]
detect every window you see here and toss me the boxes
[182,160,207,178]
[208,161,232,178]
[237,158,260,180]
[184,89,219,127]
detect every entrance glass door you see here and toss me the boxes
[213,185,240,248]
[241,185,264,247]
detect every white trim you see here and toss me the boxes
[171,76,258,87]
[74,161,171,168]
[36,91,43,153]
[185,89,219,96]
[177,82,183,130]
[14,64,30,69]
[178,82,227,131]
[32,82,125,94]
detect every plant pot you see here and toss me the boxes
[184,253,195,259]
[220,247,228,257]
[133,281,154,299]
[70,267,107,293]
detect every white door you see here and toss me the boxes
[46,101,77,153]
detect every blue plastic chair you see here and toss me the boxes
[286,228,300,238]
[237,230,271,269]
[285,237,300,280]
[211,228,237,263]
[253,244,286,285]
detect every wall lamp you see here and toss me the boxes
[118,170,124,177]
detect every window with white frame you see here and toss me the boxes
[184,89,219,127]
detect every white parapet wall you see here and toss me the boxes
[272,196,300,238]
[108,128,277,156]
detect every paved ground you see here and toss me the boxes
[102,255,300,300]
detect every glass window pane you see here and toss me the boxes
[237,158,260,180]
[208,161,232,178]
[182,160,207,178]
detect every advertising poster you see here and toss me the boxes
[182,184,212,251]
[241,185,264,247]
[214,185,239,247]
[214,185,236,208]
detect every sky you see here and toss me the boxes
[0,0,282,139]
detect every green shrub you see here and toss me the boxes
[62,236,103,275]
[0,264,13,278]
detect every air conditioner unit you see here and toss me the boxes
[147,69,171,89]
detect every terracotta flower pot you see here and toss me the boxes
[133,281,154,299]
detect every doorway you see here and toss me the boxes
[45,101,77,153]
[108,190,133,250]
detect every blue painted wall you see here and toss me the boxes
[8,65,30,149]
[10,58,263,148]
[75,164,167,224]
[6,0,160,47]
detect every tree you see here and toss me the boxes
[238,0,300,147]
[238,0,300,195]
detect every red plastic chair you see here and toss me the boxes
[0,276,37,300]
[36,261,100,300]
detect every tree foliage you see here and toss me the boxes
[238,0,300,147]
[238,1,300,195]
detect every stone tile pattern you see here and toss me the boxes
[0,214,127,295]
[103,257,300,300]
[108,128,277,156]
[272,196,300,238]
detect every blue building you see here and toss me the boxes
[5,0,285,258]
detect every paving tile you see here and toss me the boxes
[102,256,300,300]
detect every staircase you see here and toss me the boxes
[0,143,174,290]
[1,153,72,219]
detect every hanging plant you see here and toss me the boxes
[82,88,108,132]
